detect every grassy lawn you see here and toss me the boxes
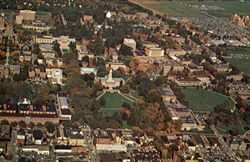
[36,11,52,17]
[226,58,250,74]
[101,92,134,108]
[227,47,250,55]
[181,88,234,112]
[129,0,207,17]
[217,123,245,135]
[186,1,250,17]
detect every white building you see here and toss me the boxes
[145,48,164,57]
[53,36,76,52]
[20,10,36,21]
[95,69,124,90]
[46,68,63,85]
[96,144,127,152]
[123,38,137,50]
[80,67,97,75]
[58,96,69,109]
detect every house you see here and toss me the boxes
[106,62,127,71]
[80,15,93,25]
[123,38,136,50]
[175,77,202,87]
[54,35,76,53]
[28,66,46,81]
[40,44,55,59]
[145,48,164,57]
[22,20,53,32]
[142,42,159,49]
[46,68,63,85]
[34,35,54,44]
[64,128,85,146]
[166,49,187,57]
[213,64,232,72]
[76,44,89,60]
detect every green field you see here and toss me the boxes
[100,92,134,115]
[187,1,250,16]
[129,0,207,17]
[181,88,234,112]
[217,123,245,135]
[226,58,250,74]
[227,47,250,55]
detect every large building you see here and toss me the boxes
[123,38,137,51]
[145,48,164,57]
[20,10,36,21]
[95,69,124,90]
[0,103,58,124]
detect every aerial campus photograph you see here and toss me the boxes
[0,0,249,161]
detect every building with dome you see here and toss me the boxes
[95,69,125,90]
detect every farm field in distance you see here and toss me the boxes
[128,0,207,17]
[181,88,234,112]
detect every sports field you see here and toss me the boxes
[187,1,250,16]
[129,0,207,17]
[181,88,234,112]
[130,0,250,19]
[226,58,250,74]
[100,92,134,115]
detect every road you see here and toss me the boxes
[211,125,240,162]
[11,130,18,162]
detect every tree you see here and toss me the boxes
[69,42,77,54]
[97,65,107,77]
[45,121,55,133]
[32,43,41,55]
[99,97,106,107]
[120,84,130,93]
[18,121,26,128]
[90,39,104,55]
[13,73,27,81]
[155,76,167,86]
[118,44,133,56]
[145,89,162,103]
[10,121,17,127]
[122,102,131,109]
[53,40,62,58]
[1,120,9,125]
